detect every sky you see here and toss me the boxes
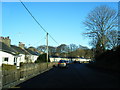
[1,1,118,48]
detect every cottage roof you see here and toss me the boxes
[11,45,30,55]
[50,55,60,58]
[0,42,39,56]
[25,49,40,56]
[0,42,17,55]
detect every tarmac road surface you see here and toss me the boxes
[15,63,119,88]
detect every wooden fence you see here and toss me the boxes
[2,62,57,88]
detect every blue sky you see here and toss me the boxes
[2,2,118,48]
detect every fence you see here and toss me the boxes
[2,62,57,88]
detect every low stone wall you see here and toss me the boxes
[0,67,2,90]
[2,62,57,89]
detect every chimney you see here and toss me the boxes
[19,42,25,49]
[0,37,3,42]
[0,36,11,47]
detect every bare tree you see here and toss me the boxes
[118,1,120,46]
[107,30,118,49]
[48,46,56,56]
[68,44,78,57]
[69,44,78,52]
[56,44,68,54]
[83,5,118,54]
[37,45,46,53]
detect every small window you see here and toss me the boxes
[14,58,16,62]
[4,57,8,62]
[14,57,17,65]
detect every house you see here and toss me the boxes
[0,36,41,68]
[28,47,43,54]
[50,56,60,62]
[25,48,40,63]
[0,37,19,66]
[11,43,31,68]
[49,56,70,62]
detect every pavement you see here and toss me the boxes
[12,63,119,88]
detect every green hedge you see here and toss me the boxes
[35,53,50,63]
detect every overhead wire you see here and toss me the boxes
[19,0,59,46]
[49,33,59,45]
[33,35,46,46]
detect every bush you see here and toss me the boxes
[35,53,50,63]
[94,46,120,71]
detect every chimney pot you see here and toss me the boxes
[19,42,25,49]
[0,36,11,47]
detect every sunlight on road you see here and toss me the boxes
[11,86,21,88]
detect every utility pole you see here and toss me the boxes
[46,33,49,68]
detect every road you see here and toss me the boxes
[15,63,119,88]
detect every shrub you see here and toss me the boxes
[35,53,50,63]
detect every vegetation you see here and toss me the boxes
[35,53,50,63]
[83,5,118,58]
[37,44,93,58]
[93,46,120,72]
[83,5,119,72]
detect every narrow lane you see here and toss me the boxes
[16,63,119,88]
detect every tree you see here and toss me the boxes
[37,45,46,53]
[107,30,118,49]
[118,1,120,46]
[56,44,68,56]
[48,46,56,56]
[83,5,118,56]
[69,44,78,52]
[68,44,78,57]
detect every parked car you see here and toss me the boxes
[58,60,67,68]
[65,61,69,64]
[65,60,73,64]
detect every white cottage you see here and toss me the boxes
[25,49,40,63]
[0,42,18,66]
[0,37,29,68]
[0,37,41,67]
[11,42,31,65]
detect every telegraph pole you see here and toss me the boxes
[46,33,49,68]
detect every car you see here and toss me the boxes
[58,60,67,68]
[65,61,69,64]
[65,60,73,64]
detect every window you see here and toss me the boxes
[4,57,8,62]
[14,57,17,65]
[14,57,16,62]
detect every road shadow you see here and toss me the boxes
[86,63,120,77]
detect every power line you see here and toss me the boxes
[33,35,46,46]
[49,33,59,45]
[19,0,59,46]
[19,0,47,33]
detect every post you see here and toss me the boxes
[46,33,49,68]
